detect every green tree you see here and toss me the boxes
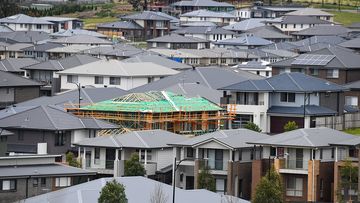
[0,0,19,18]
[127,0,142,11]
[244,122,262,132]
[66,151,81,168]
[98,179,127,203]
[124,153,146,176]
[337,159,358,202]
[283,121,298,132]
[197,164,216,192]
[253,166,283,203]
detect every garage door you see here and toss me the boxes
[270,116,304,133]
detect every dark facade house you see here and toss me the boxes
[0,105,118,156]
[245,25,293,42]
[251,6,301,18]
[170,0,235,15]
[96,21,143,41]
[147,33,210,49]
[0,128,13,156]
[0,155,96,203]
[21,42,64,62]
[292,25,350,39]
[344,80,360,112]
[339,37,360,53]
[0,58,40,76]
[0,71,42,109]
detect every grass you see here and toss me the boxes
[344,128,360,135]
[312,3,358,10]
[329,11,360,25]
[292,0,359,7]
[83,16,118,29]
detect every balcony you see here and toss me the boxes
[197,159,228,175]
[279,159,308,174]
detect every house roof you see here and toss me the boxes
[170,129,269,149]
[121,11,172,21]
[0,14,53,25]
[173,26,235,35]
[214,34,273,46]
[172,0,235,8]
[97,21,143,29]
[0,128,13,136]
[248,127,357,148]
[267,16,331,24]
[154,12,180,23]
[339,37,360,49]
[0,163,95,178]
[82,44,144,57]
[285,8,333,16]
[46,45,92,53]
[0,31,50,43]
[348,22,360,29]
[39,16,78,22]
[75,129,188,148]
[0,105,118,130]
[56,59,179,77]
[24,176,249,203]
[344,80,360,90]
[0,24,13,32]
[220,72,347,92]
[147,33,209,43]
[0,71,42,87]
[261,41,299,51]
[50,29,107,38]
[180,9,235,18]
[267,105,337,115]
[50,35,112,45]
[245,26,293,39]
[223,18,266,32]
[292,25,350,36]
[122,54,192,70]
[181,21,217,27]
[0,58,40,72]
[291,35,346,46]
[21,42,64,52]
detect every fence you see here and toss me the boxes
[315,112,360,131]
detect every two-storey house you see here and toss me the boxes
[0,14,53,33]
[173,26,236,42]
[180,10,235,26]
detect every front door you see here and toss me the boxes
[105,148,115,169]
[295,148,303,169]
[186,176,194,190]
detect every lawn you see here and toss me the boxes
[83,16,118,29]
[329,11,360,25]
[344,128,360,135]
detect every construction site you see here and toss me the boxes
[68,91,234,135]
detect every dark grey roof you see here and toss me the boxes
[348,22,360,29]
[170,129,269,149]
[153,12,180,23]
[0,105,118,130]
[0,25,13,32]
[121,11,172,21]
[0,71,42,87]
[248,127,357,147]
[82,44,143,57]
[172,0,235,8]
[0,58,40,72]
[214,34,273,46]
[270,16,331,24]
[0,163,95,178]
[245,26,293,39]
[75,129,188,148]
[50,35,112,45]
[17,87,128,108]
[292,25,350,36]
[21,42,64,52]
[173,26,235,35]
[291,35,346,46]
[132,66,263,92]
[147,33,209,43]
[0,14,53,25]
[0,31,50,43]
[344,80,360,90]
[181,21,217,27]
[180,9,235,18]
[122,54,192,70]
[223,18,266,32]
[97,21,142,29]
[50,29,107,38]
[22,54,100,71]
[339,37,360,49]
[260,41,299,51]
[220,72,347,92]
[267,105,337,115]
[284,8,333,17]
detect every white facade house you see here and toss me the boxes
[232,8,251,20]
[0,14,53,33]
[180,10,236,26]
[233,60,272,77]
[55,59,179,91]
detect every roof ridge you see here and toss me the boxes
[300,129,315,147]
[80,88,93,104]
[110,135,122,148]
[264,79,275,91]
[286,73,304,91]
[248,80,259,90]
[41,105,58,130]
[134,131,149,148]
[195,68,211,88]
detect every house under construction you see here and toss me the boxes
[68,91,233,135]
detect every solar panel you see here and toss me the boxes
[291,54,335,66]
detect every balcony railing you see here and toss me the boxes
[198,159,226,171]
[281,159,308,170]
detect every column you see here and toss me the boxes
[82,147,86,169]
[114,149,119,177]
[144,150,148,177]
[77,147,81,162]
[195,148,199,159]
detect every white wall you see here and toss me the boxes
[90,147,106,169]
[270,92,319,107]
[3,23,53,33]
[156,148,173,171]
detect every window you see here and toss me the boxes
[345,96,358,106]
[41,178,46,187]
[310,68,319,76]
[55,131,66,146]
[55,177,71,187]
[109,77,121,85]
[36,24,42,29]
[285,24,288,28]
[210,58,217,64]
[320,149,323,159]
[148,77,155,83]
[94,147,100,164]
[18,131,24,141]
[270,147,276,157]
[221,58,226,64]
[94,76,104,84]
[293,24,296,28]
[326,69,339,78]
[186,147,194,158]
[280,93,295,102]
[33,178,38,187]
[301,24,303,28]
[36,52,43,58]
[286,177,303,197]
[281,24,283,28]
[1,180,16,191]
[67,75,78,83]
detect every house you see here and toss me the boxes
[231,8,252,21]
[39,17,81,32]
[219,72,347,133]
[292,25,350,39]
[223,18,267,34]
[0,14,53,33]
[0,128,13,155]
[0,42,33,59]
[343,80,360,112]
[173,26,236,42]
[22,42,64,61]
[180,10,235,26]
[81,45,144,60]
[248,127,359,202]
[339,37,360,52]
[74,129,187,179]
[0,105,118,156]
[0,24,13,33]
[121,11,172,40]
[251,6,302,18]
[0,58,40,76]
[70,91,229,135]
[270,46,360,85]
[96,21,143,41]
[21,54,100,95]
[0,71,42,109]
[23,176,249,203]
[50,29,106,38]
[284,8,334,22]
[245,25,293,42]
[213,34,273,49]
[46,45,93,59]
[56,59,178,91]
[171,0,235,15]
[170,128,269,197]
[147,33,210,49]
[50,35,112,46]
[0,154,96,203]
[265,16,331,35]
[0,31,50,44]
[233,60,272,77]
[122,54,192,71]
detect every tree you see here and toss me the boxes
[127,0,141,11]
[66,151,81,168]
[0,0,19,18]
[253,167,283,203]
[283,121,298,132]
[150,183,168,203]
[197,164,216,192]
[244,122,262,132]
[337,159,358,202]
[124,153,146,176]
[98,179,127,203]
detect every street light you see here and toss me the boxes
[172,157,192,203]
[70,82,82,108]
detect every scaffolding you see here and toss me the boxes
[67,91,235,135]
